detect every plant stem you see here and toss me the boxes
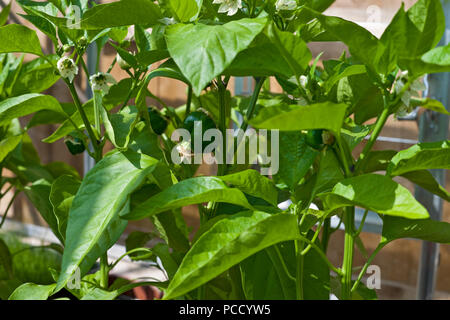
[100,253,109,289]
[341,206,355,300]
[321,218,331,253]
[240,77,266,132]
[354,106,390,174]
[0,190,18,228]
[185,85,193,120]
[217,78,228,176]
[295,239,305,300]
[66,81,102,162]
[351,242,386,293]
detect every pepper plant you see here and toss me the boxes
[0,0,450,300]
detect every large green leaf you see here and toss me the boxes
[382,216,450,244]
[224,35,293,77]
[0,134,22,163]
[249,102,348,135]
[166,17,267,95]
[123,176,253,221]
[387,141,450,176]
[0,94,64,126]
[0,24,42,56]
[320,174,429,219]
[49,175,82,243]
[219,169,278,206]
[163,211,301,300]
[401,170,450,202]
[79,0,162,30]
[169,0,201,22]
[275,131,319,189]
[9,283,56,300]
[399,44,450,76]
[308,9,390,74]
[267,23,312,78]
[381,0,445,60]
[10,56,60,96]
[24,179,64,243]
[55,151,159,292]
[101,105,139,150]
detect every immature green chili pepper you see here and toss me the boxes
[305,129,324,149]
[182,111,216,150]
[148,107,169,135]
[64,136,85,155]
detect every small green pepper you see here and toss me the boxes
[148,107,168,135]
[64,136,85,155]
[305,129,324,149]
[183,111,216,150]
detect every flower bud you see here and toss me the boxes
[116,53,131,70]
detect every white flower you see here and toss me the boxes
[176,141,192,163]
[57,56,78,83]
[116,53,131,70]
[213,0,242,16]
[393,70,425,118]
[299,75,308,89]
[89,72,117,94]
[275,0,297,11]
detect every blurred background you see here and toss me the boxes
[0,0,449,299]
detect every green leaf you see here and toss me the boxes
[0,238,13,279]
[0,1,11,26]
[166,17,267,95]
[0,24,42,56]
[304,0,335,12]
[267,23,311,78]
[399,44,450,76]
[0,134,22,163]
[79,0,163,30]
[401,170,450,202]
[169,0,201,23]
[101,105,139,150]
[382,216,450,244]
[49,175,82,243]
[361,150,397,173]
[320,174,429,219]
[275,131,319,189]
[219,169,278,206]
[417,98,449,115]
[9,283,56,300]
[123,176,253,221]
[250,102,348,135]
[0,94,64,126]
[163,211,301,300]
[10,56,60,96]
[24,179,64,243]
[387,141,450,176]
[308,9,390,74]
[134,25,152,52]
[241,247,294,299]
[381,0,445,60]
[55,151,159,292]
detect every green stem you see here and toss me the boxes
[0,190,18,228]
[321,218,331,253]
[217,78,228,176]
[185,85,193,120]
[100,254,109,289]
[351,242,386,293]
[274,245,296,282]
[295,239,305,300]
[354,209,369,237]
[354,106,390,174]
[66,81,102,162]
[240,77,266,132]
[341,206,355,300]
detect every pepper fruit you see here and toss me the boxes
[64,136,85,155]
[148,107,168,135]
[305,129,324,149]
[182,111,216,151]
